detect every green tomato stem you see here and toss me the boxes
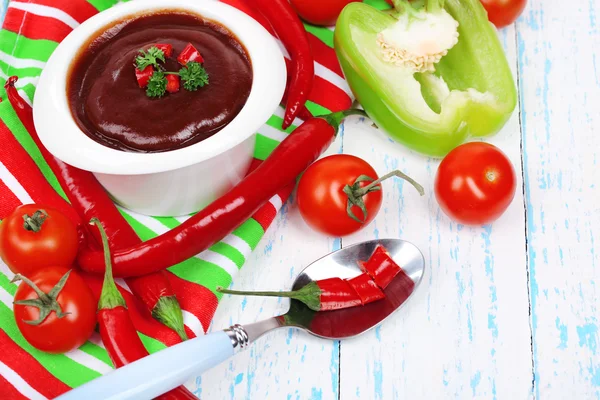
[22,210,48,232]
[12,271,72,325]
[342,169,425,224]
[357,170,425,196]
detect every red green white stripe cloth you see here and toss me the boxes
[0,0,382,396]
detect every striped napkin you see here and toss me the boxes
[0,0,386,397]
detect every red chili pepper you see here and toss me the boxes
[315,278,362,311]
[360,245,401,289]
[166,74,180,93]
[177,43,203,65]
[3,77,187,340]
[77,109,367,277]
[346,273,385,305]
[135,65,154,88]
[91,219,195,400]
[253,0,314,129]
[217,277,365,311]
[281,60,313,122]
[154,43,173,57]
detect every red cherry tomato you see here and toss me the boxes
[14,267,96,353]
[480,0,527,28]
[297,155,382,236]
[0,204,78,276]
[290,0,362,26]
[434,142,516,225]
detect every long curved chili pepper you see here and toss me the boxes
[3,77,187,340]
[217,277,365,312]
[78,109,367,277]
[282,59,313,122]
[91,219,196,400]
[252,0,314,129]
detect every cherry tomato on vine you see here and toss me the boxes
[13,267,96,353]
[290,0,361,26]
[297,155,423,237]
[480,0,527,28]
[0,204,78,276]
[297,155,382,236]
[434,142,516,225]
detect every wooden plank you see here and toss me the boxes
[0,0,7,23]
[517,0,600,397]
[338,25,534,398]
[191,134,346,399]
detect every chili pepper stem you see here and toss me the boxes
[217,282,322,312]
[322,109,368,133]
[22,210,48,232]
[152,295,188,341]
[11,271,72,325]
[90,218,126,310]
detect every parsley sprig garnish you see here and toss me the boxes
[146,70,167,98]
[136,46,166,71]
[135,45,209,98]
[179,61,209,91]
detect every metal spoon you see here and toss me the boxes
[57,239,425,400]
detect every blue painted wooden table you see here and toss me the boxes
[1,1,598,398]
[199,2,600,398]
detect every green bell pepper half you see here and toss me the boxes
[334,0,517,157]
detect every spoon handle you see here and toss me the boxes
[57,331,233,400]
[55,320,282,400]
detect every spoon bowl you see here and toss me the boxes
[57,239,425,400]
[281,238,425,339]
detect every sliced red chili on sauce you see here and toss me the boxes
[177,43,204,65]
[166,75,180,93]
[153,43,173,57]
[135,65,154,88]
[346,273,385,305]
[360,245,401,289]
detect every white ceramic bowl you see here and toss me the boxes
[34,0,285,217]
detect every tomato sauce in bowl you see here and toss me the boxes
[67,11,253,153]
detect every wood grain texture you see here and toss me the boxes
[0,0,6,22]
[517,0,600,398]
[189,0,600,398]
[338,23,532,399]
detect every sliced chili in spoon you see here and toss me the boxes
[217,277,363,312]
[360,245,403,290]
[347,273,385,305]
